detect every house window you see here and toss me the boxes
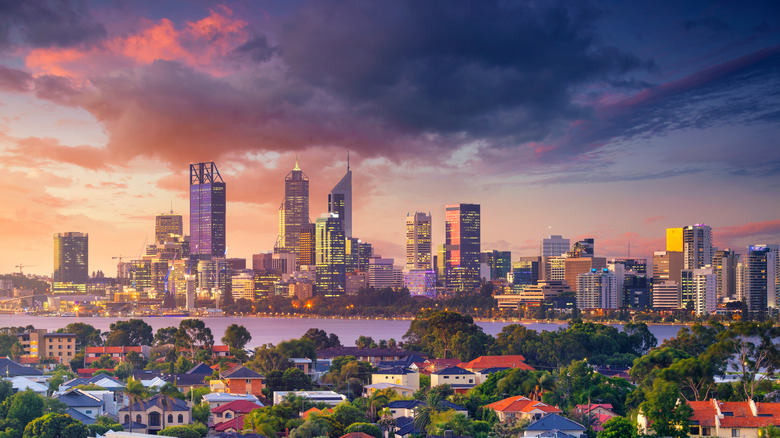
[246,379,251,384]
[149,412,161,427]
[702,427,710,436]
[226,413,232,419]
[216,413,222,418]
[136,414,142,423]
[689,426,700,435]
[469,379,473,383]
[86,410,92,415]
[178,414,183,423]
[124,415,129,423]
[732,430,740,437]
[168,414,173,423]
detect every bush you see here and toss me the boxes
[157,425,200,438]
[344,423,382,438]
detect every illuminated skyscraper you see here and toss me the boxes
[190,162,226,259]
[683,224,713,269]
[577,268,619,309]
[744,244,779,313]
[406,212,432,270]
[543,235,569,257]
[712,249,738,299]
[315,213,346,296]
[278,160,310,255]
[297,223,316,268]
[328,159,352,238]
[444,203,481,291]
[155,212,183,244]
[53,232,88,294]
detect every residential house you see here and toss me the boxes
[84,346,151,365]
[118,394,191,435]
[363,382,416,399]
[485,396,562,422]
[55,388,104,425]
[0,357,43,377]
[214,416,246,433]
[218,366,264,396]
[212,400,263,427]
[302,407,333,420]
[430,367,477,394]
[5,376,47,395]
[316,347,425,367]
[574,404,617,432]
[638,399,780,438]
[272,391,347,406]
[458,355,535,373]
[522,413,586,437]
[415,358,461,375]
[384,400,468,420]
[394,416,423,438]
[59,374,124,392]
[371,367,420,391]
[474,367,510,385]
[202,393,262,412]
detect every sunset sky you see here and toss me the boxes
[1,0,779,277]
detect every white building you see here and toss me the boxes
[692,267,716,315]
[577,268,619,309]
[369,257,396,289]
[543,235,570,257]
[652,281,680,308]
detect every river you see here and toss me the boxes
[0,315,687,349]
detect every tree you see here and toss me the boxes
[303,328,341,349]
[597,417,636,438]
[105,319,154,346]
[22,413,89,438]
[404,311,493,359]
[345,423,382,438]
[175,319,214,357]
[249,344,293,374]
[88,416,123,436]
[281,367,313,391]
[277,338,316,362]
[155,327,179,345]
[192,403,210,424]
[6,391,44,431]
[414,391,444,434]
[0,381,14,405]
[123,378,148,433]
[57,323,102,348]
[639,380,693,438]
[93,354,117,369]
[355,335,375,349]
[222,324,251,350]
[332,403,368,429]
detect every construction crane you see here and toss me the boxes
[112,255,125,281]
[14,264,34,275]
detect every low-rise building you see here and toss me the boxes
[317,347,424,367]
[16,329,77,364]
[430,367,476,394]
[202,393,261,411]
[85,346,151,365]
[485,396,562,422]
[273,391,347,406]
[212,400,263,427]
[219,366,264,396]
[522,413,585,437]
[459,355,535,373]
[371,367,420,391]
[118,394,191,435]
[638,399,780,438]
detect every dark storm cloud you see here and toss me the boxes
[278,0,651,139]
[235,34,278,62]
[0,65,32,92]
[0,0,106,49]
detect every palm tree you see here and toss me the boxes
[414,391,444,435]
[526,371,556,401]
[124,377,147,433]
[156,381,180,431]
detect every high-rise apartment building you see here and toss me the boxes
[691,267,716,315]
[683,224,713,269]
[444,203,481,291]
[577,268,619,309]
[652,281,681,309]
[328,162,352,238]
[406,212,432,270]
[543,235,570,257]
[712,249,738,300]
[155,213,183,244]
[278,160,310,255]
[190,162,226,259]
[53,232,88,294]
[564,257,607,291]
[652,250,683,285]
[315,213,346,296]
[744,244,779,313]
[297,223,316,268]
[368,257,396,289]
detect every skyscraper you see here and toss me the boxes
[155,212,183,244]
[683,224,713,269]
[543,235,570,257]
[406,212,432,270]
[445,203,481,291]
[481,250,512,281]
[744,244,779,313]
[53,232,88,294]
[190,162,226,259]
[568,238,594,258]
[328,160,352,238]
[712,249,738,300]
[315,213,346,296]
[278,160,310,255]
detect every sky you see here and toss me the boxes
[0,0,779,277]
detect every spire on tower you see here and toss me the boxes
[294,156,300,171]
[347,150,350,171]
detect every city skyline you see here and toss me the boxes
[0,1,778,276]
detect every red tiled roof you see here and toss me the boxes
[576,404,615,413]
[459,355,535,371]
[214,415,245,432]
[213,345,230,352]
[485,395,562,414]
[19,356,39,364]
[212,400,263,414]
[686,400,780,429]
[85,346,143,354]
[303,407,333,419]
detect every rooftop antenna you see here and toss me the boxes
[347,150,350,171]
[170,200,173,215]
